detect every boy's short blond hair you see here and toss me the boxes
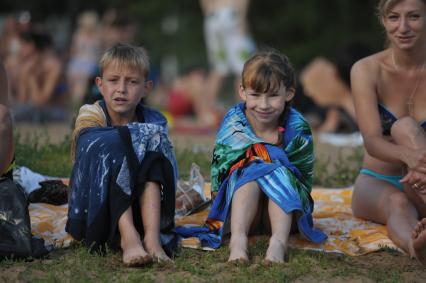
[99,43,150,79]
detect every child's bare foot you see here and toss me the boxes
[144,236,173,263]
[151,251,173,263]
[121,235,152,267]
[412,218,426,266]
[264,236,288,264]
[228,235,249,263]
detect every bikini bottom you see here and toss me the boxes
[360,168,404,191]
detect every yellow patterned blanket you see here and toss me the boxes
[29,185,401,255]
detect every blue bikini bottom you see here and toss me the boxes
[360,168,404,191]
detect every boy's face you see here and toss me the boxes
[96,62,152,125]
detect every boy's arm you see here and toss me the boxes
[71,102,106,160]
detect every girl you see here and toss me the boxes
[351,0,426,266]
[177,50,326,264]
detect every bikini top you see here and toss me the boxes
[378,103,426,135]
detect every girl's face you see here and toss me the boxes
[383,0,426,50]
[96,61,152,125]
[239,82,294,129]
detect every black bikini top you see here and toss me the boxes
[378,103,426,135]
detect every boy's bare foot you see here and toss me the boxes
[412,218,426,266]
[264,236,288,264]
[228,235,249,262]
[121,235,152,267]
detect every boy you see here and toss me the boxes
[66,43,177,267]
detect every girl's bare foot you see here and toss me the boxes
[412,218,426,266]
[144,236,172,263]
[121,234,152,267]
[264,236,288,264]
[151,250,173,263]
[228,235,249,263]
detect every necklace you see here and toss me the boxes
[392,51,426,116]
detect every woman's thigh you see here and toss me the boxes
[352,173,406,224]
[404,185,426,218]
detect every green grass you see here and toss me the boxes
[313,146,363,187]
[2,241,412,282]
[3,134,425,282]
[14,133,72,177]
[14,134,363,187]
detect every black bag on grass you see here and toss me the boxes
[0,178,50,259]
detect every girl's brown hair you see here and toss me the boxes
[241,49,296,124]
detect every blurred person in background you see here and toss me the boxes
[6,28,67,122]
[199,0,256,126]
[66,11,101,109]
[148,66,223,131]
[101,9,137,51]
[300,42,372,133]
[0,15,20,62]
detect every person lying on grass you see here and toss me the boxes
[176,49,327,265]
[66,43,178,267]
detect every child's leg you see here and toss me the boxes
[118,206,151,266]
[265,199,292,263]
[140,181,171,262]
[228,181,262,262]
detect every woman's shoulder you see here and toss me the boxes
[352,50,386,74]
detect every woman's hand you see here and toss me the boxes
[402,148,426,174]
[400,170,426,194]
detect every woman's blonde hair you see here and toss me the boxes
[377,0,426,18]
[99,43,150,79]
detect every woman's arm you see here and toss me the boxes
[351,57,423,169]
[0,63,14,174]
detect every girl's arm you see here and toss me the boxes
[351,57,426,171]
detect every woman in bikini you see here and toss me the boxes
[351,0,426,266]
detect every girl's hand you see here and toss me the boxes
[403,148,426,174]
[400,170,426,194]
